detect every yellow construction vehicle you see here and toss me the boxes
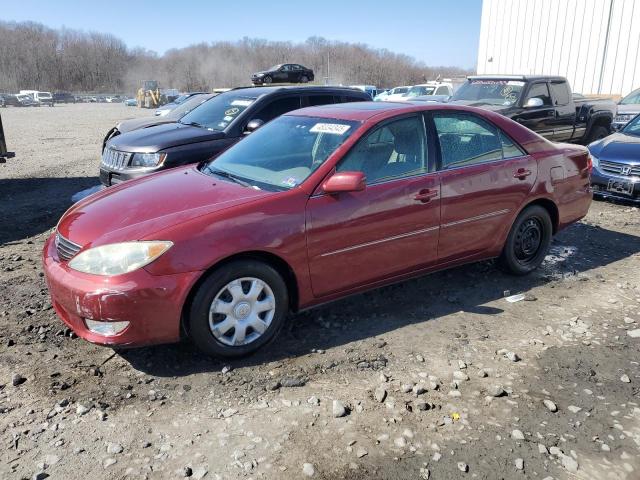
[136,80,161,108]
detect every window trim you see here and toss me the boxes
[429,111,528,172]
[335,113,432,186]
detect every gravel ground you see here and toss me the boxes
[1,104,640,480]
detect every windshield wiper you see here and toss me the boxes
[208,168,253,188]
[181,121,205,128]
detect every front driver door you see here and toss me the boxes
[514,82,555,140]
[306,115,441,297]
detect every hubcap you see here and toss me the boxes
[209,277,276,347]
[514,217,543,264]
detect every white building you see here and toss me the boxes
[477,0,640,96]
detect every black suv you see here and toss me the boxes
[53,92,76,103]
[252,64,315,85]
[100,86,368,186]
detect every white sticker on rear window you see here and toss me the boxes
[309,123,351,135]
[231,99,254,107]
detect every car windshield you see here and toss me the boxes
[179,92,257,130]
[394,87,409,94]
[452,80,525,105]
[269,64,282,71]
[620,89,640,105]
[40,93,52,98]
[202,115,360,191]
[406,86,436,97]
[167,94,215,119]
[173,94,190,104]
[622,115,640,136]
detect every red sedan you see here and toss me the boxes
[43,102,592,357]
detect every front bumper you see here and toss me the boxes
[99,166,162,186]
[42,234,202,347]
[591,168,640,202]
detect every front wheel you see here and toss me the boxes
[585,125,609,144]
[188,260,289,358]
[263,75,272,84]
[498,205,552,275]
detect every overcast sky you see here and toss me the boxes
[2,0,482,68]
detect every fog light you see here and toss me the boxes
[85,319,130,336]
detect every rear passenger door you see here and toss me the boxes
[432,112,537,263]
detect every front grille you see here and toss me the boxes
[55,233,82,261]
[600,160,640,177]
[101,148,132,171]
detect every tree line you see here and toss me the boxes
[0,21,471,94]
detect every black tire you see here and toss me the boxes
[300,75,309,83]
[188,260,289,358]
[585,125,609,144]
[498,205,552,275]
[263,75,272,84]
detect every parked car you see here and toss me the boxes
[20,90,54,106]
[124,98,137,107]
[1,94,22,107]
[374,86,410,101]
[15,94,39,107]
[449,76,616,145]
[252,64,314,85]
[408,95,451,103]
[588,113,640,202]
[45,102,592,357]
[349,85,379,99]
[612,87,640,131]
[99,86,369,186]
[395,82,453,101]
[103,93,216,150]
[154,92,207,116]
[53,92,76,103]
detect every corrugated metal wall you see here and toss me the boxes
[477,0,640,95]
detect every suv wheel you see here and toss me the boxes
[188,260,288,358]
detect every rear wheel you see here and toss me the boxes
[300,75,309,83]
[498,205,552,275]
[586,125,609,144]
[188,260,288,358]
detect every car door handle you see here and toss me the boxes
[514,168,532,180]
[414,189,438,203]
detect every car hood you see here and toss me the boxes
[107,122,226,152]
[58,166,271,247]
[616,104,640,115]
[589,132,640,162]
[116,117,174,134]
[253,70,271,76]
[447,100,512,112]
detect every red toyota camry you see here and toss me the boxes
[43,102,592,357]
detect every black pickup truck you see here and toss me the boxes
[448,75,615,145]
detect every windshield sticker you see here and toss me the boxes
[230,99,254,107]
[223,115,233,122]
[281,177,299,187]
[309,123,351,135]
[217,121,229,129]
[224,107,240,116]
[500,85,517,103]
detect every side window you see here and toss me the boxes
[499,131,526,159]
[435,86,450,95]
[549,81,571,105]
[433,113,503,169]
[251,96,301,123]
[307,95,336,106]
[340,95,367,103]
[526,83,552,106]
[337,116,427,184]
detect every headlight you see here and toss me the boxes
[69,241,173,275]
[590,153,600,168]
[130,152,166,168]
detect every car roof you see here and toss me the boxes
[468,74,567,82]
[226,85,369,97]
[288,101,448,122]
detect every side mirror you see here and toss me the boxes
[244,119,264,135]
[322,171,366,194]
[525,97,544,108]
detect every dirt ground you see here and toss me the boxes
[0,104,639,480]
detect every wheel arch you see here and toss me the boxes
[180,250,300,338]
[517,197,560,234]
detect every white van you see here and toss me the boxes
[19,90,54,106]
